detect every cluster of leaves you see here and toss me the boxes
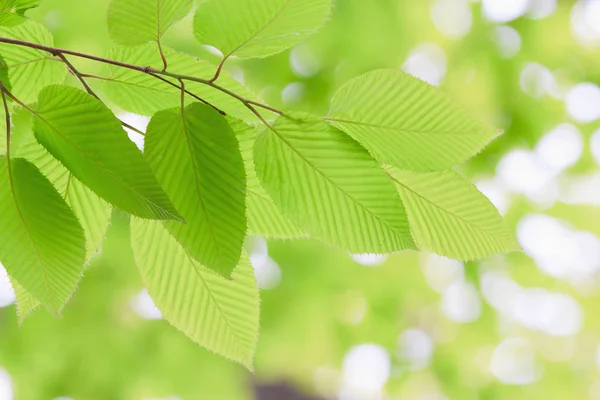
[0,0,519,366]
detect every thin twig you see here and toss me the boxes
[0,36,286,127]
[209,55,229,83]
[147,72,226,115]
[1,85,11,160]
[57,53,100,99]
[57,53,146,136]
[157,40,168,72]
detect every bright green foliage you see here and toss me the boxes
[100,44,260,121]
[387,167,520,260]
[254,114,415,253]
[193,0,332,59]
[33,85,181,221]
[131,219,260,368]
[0,0,519,373]
[0,21,66,102]
[145,103,246,276]
[0,156,85,312]
[9,276,40,323]
[13,128,112,259]
[0,0,41,26]
[328,70,500,172]
[107,0,193,46]
[232,118,304,238]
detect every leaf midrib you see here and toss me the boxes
[5,159,58,308]
[267,123,410,241]
[32,103,176,219]
[325,116,487,136]
[225,0,294,58]
[387,171,509,240]
[179,106,225,262]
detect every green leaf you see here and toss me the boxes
[0,156,85,312]
[231,118,304,238]
[387,167,520,260]
[327,69,500,172]
[145,103,246,276]
[107,0,193,45]
[0,21,66,102]
[99,44,261,121]
[1,108,112,261]
[8,276,40,323]
[254,114,414,253]
[193,0,332,59]
[131,218,260,369]
[0,0,42,27]
[7,179,110,323]
[32,85,181,221]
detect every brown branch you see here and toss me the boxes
[209,55,229,83]
[0,36,285,128]
[0,84,11,160]
[57,53,146,136]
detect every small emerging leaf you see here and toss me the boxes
[0,156,85,312]
[145,103,246,276]
[33,85,180,221]
[131,218,260,369]
[254,114,415,253]
[387,167,520,260]
[193,0,332,59]
[328,69,499,172]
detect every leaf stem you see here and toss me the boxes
[57,53,146,136]
[157,40,168,72]
[1,84,11,160]
[209,55,229,83]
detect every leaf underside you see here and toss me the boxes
[131,218,260,369]
[0,21,66,103]
[33,85,181,221]
[387,167,520,260]
[193,0,332,59]
[145,103,246,276]
[107,0,193,45]
[254,114,415,253]
[230,118,305,238]
[0,156,85,312]
[328,69,499,172]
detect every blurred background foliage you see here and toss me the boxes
[1,0,600,399]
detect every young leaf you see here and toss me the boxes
[387,167,520,260]
[0,21,66,102]
[107,0,193,46]
[231,118,305,238]
[193,0,332,59]
[131,218,260,369]
[32,85,181,221]
[254,114,415,253]
[0,156,85,312]
[100,44,261,121]
[327,70,499,172]
[145,103,246,277]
